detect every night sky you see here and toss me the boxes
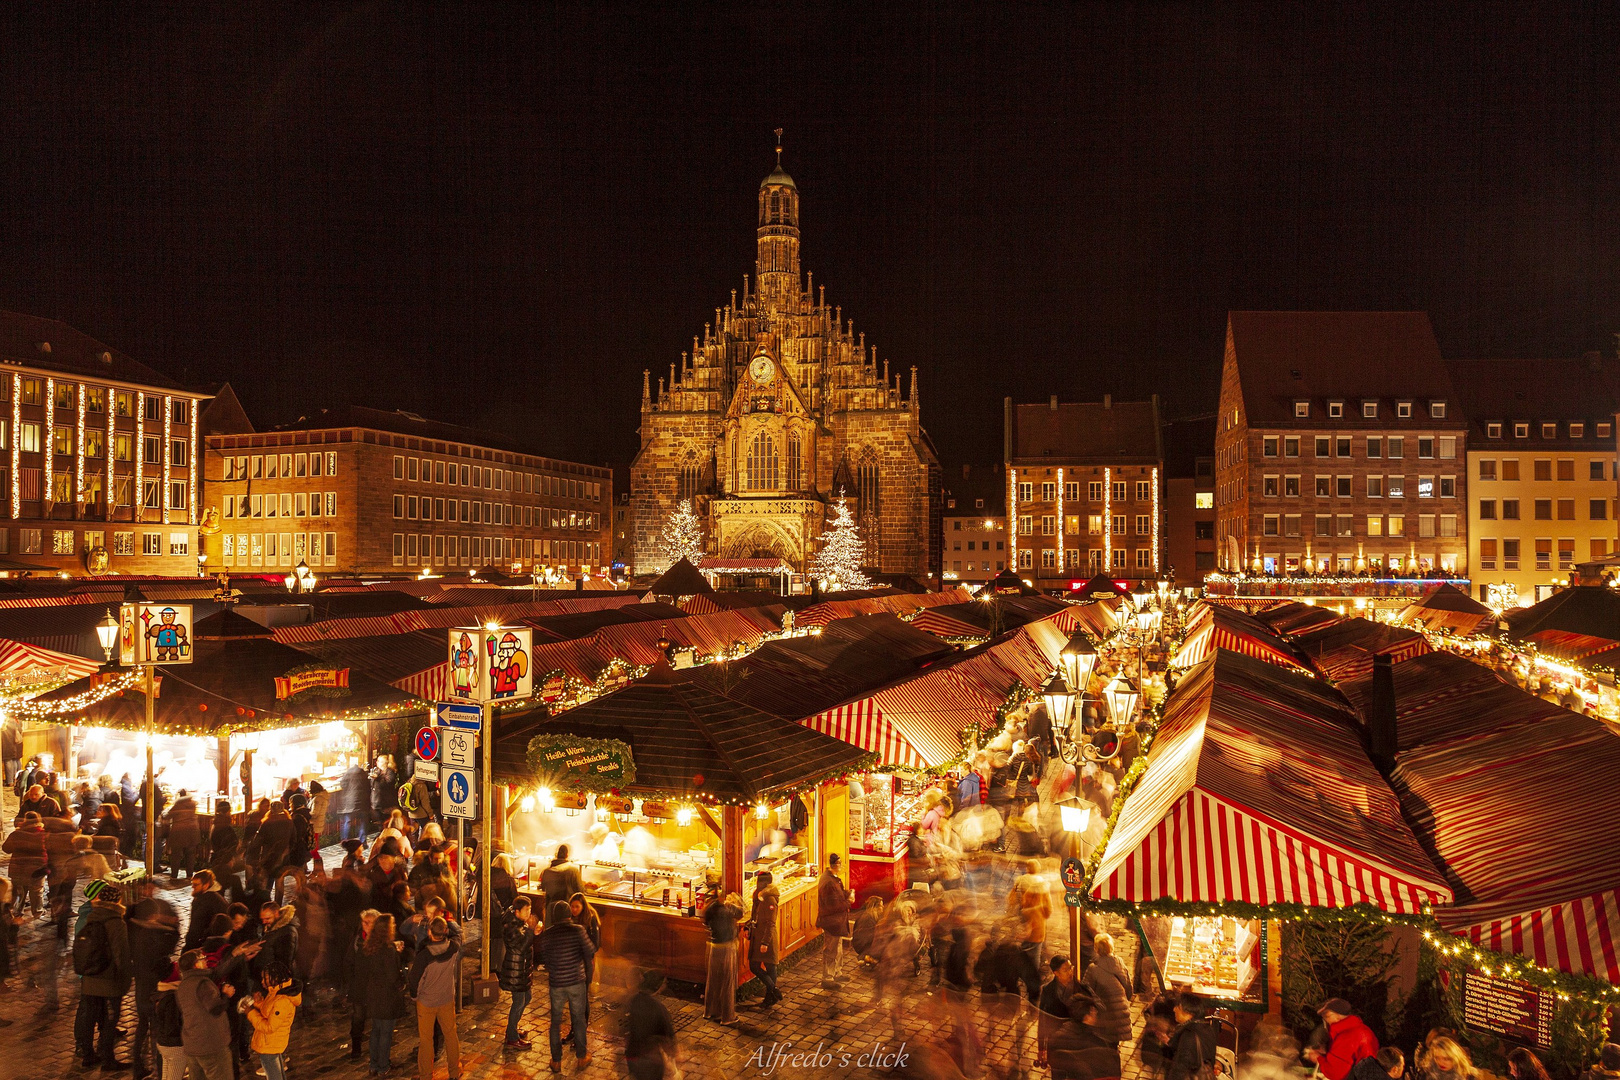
[2,4,1617,472]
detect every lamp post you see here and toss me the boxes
[95,609,118,662]
[1057,792,1092,973]
[1104,673,1141,728]
[284,559,317,595]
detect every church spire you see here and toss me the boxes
[641,368,651,412]
[757,129,800,311]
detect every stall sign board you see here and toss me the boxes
[440,728,476,769]
[1464,973,1553,1048]
[414,727,440,762]
[119,603,194,666]
[446,626,533,703]
[412,759,439,783]
[441,766,477,820]
[434,701,482,732]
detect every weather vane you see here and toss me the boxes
[775,127,783,166]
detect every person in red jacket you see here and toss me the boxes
[1305,998,1380,1080]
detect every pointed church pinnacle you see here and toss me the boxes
[641,369,651,409]
[775,127,783,166]
[910,366,919,414]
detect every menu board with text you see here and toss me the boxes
[1464,973,1552,1048]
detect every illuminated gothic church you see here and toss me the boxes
[630,141,940,580]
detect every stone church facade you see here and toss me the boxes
[631,146,941,581]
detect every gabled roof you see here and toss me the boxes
[1227,311,1462,428]
[0,310,196,393]
[1504,585,1620,644]
[1008,399,1161,462]
[491,673,870,801]
[647,558,715,601]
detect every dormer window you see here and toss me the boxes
[1430,401,1447,419]
[1396,401,1413,419]
[1328,400,1344,418]
[1570,423,1584,438]
[1514,423,1529,438]
[1487,423,1502,439]
[1542,423,1558,439]
[1294,400,1309,418]
[1362,400,1379,418]
[1598,423,1611,438]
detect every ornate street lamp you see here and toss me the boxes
[95,608,119,662]
[1059,629,1099,693]
[1041,670,1076,732]
[285,559,317,594]
[1105,674,1141,726]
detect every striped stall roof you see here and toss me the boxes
[0,638,100,680]
[1092,649,1452,913]
[794,587,973,629]
[1441,888,1620,987]
[1290,618,1431,681]
[1173,602,1309,673]
[270,594,640,643]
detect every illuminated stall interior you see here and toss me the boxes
[494,663,871,983]
[34,629,423,817]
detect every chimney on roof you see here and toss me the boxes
[962,464,970,479]
[1103,393,1112,409]
[37,342,50,354]
[1049,394,1058,411]
[1369,653,1398,776]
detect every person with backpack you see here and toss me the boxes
[246,960,302,1080]
[74,878,132,1069]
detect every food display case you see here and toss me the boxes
[1137,914,1266,1010]
[510,791,826,983]
[846,772,926,901]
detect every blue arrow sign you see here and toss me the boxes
[434,701,483,731]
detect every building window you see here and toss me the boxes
[50,529,73,555]
[1417,476,1434,498]
[1088,514,1102,535]
[1088,481,1103,501]
[1387,437,1404,459]
[1041,515,1055,535]
[1315,476,1331,497]
[1418,515,1436,538]
[1136,547,1151,568]
[1041,482,1056,501]
[1480,499,1496,520]
[171,400,188,424]
[1111,514,1126,534]
[1263,475,1279,497]
[1534,499,1552,520]
[1540,422,1558,439]
[1283,475,1299,497]
[1018,549,1032,569]
[1336,514,1353,537]
[1263,436,1278,458]
[1135,514,1150,535]
[1263,514,1279,537]
[1514,423,1529,438]
[53,426,72,455]
[1503,499,1520,520]
[1479,538,1497,570]
[1387,514,1405,537]
[1136,480,1152,500]
[1599,423,1612,438]
[1592,460,1608,481]
[1502,538,1520,570]
[1440,476,1455,497]
[1367,516,1382,537]
[1111,549,1127,569]
[1328,401,1343,418]
[1479,459,1496,480]
[1294,400,1309,418]
[1041,548,1055,569]
[1111,481,1127,501]
[1486,422,1502,439]
[1336,475,1351,498]
[1367,476,1383,498]
[1502,459,1520,481]
[19,528,41,553]
[1417,437,1434,459]
[1314,513,1332,535]
[1568,422,1585,438]
[1282,437,1299,458]
[1397,401,1412,418]
[1063,481,1080,501]
[1430,401,1447,418]
[142,532,161,555]
[1367,437,1382,459]
[1362,400,1378,418]
[168,532,188,556]
[1283,514,1301,536]
[1557,459,1575,481]
[1314,436,1330,457]
[1534,538,1552,570]
[1557,499,1575,520]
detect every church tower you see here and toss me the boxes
[756,129,800,312]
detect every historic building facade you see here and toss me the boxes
[631,146,940,579]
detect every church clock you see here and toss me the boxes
[749,354,774,383]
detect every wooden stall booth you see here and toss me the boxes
[492,663,868,986]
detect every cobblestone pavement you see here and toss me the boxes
[0,846,1149,1080]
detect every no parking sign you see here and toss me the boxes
[415,726,440,762]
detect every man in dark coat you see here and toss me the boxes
[815,854,852,988]
[498,896,540,1048]
[1049,991,1123,1080]
[338,762,370,842]
[184,871,230,952]
[127,880,180,1080]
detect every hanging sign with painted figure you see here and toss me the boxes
[120,603,194,665]
[445,626,533,702]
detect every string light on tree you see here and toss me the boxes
[654,498,705,570]
[811,490,871,591]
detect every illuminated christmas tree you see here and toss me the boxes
[811,492,871,591]
[655,499,705,570]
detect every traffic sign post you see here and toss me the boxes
[441,766,477,820]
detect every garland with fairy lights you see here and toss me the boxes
[514,750,878,808]
[7,670,145,719]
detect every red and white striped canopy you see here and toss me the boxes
[1173,602,1309,673]
[1441,889,1620,986]
[1091,650,1453,914]
[0,638,100,682]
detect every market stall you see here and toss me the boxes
[492,663,871,985]
[1087,647,1456,1012]
[32,623,425,840]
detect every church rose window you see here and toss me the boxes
[747,432,779,491]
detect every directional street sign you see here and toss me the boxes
[441,766,476,820]
[441,728,476,769]
[414,726,440,762]
[413,759,439,783]
[435,701,483,732]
